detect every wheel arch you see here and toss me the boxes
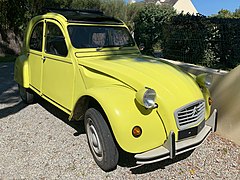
[14,55,30,88]
[70,87,167,154]
[71,95,107,121]
[71,95,118,146]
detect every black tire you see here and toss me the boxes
[84,108,119,172]
[18,84,34,104]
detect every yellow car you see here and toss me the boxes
[14,8,217,172]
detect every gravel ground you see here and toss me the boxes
[0,62,239,179]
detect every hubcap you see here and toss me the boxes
[86,118,103,161]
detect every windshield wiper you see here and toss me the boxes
[96,46,103,51]
[96,44,134,51]
[119,43,134,50]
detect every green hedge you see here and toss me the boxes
[162,14,240,69]
[135,10,240,69]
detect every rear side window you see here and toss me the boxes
[45,22,68,57]
[29,22,43,51]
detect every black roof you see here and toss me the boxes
[43,8,123,25]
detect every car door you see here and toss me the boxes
[42,20,74,112]
[28,21,44,92]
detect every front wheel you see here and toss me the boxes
[18,85,34,104]
[84,108,119,172]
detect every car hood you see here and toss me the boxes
[77,54,203,104]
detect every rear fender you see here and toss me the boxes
[14,55,30,88]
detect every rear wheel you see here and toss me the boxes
[84,108,119,172]
[18,85,34,104]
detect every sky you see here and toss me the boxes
[191,0,240,16]
[128,0,240,16]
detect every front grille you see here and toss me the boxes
[174,100,205,130]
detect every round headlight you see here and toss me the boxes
[143,89,156,109]
[196,73,213,88]
[136,88,157,109]
[205,74,213,88]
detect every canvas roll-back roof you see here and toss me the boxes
[43,8,124,25]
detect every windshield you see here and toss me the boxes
[68,25,135,48]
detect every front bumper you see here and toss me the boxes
[134,109,217,165]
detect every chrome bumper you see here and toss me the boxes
[135,109,217,165]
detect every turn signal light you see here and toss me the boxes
[208,97,213,105]
[132,126,142,138]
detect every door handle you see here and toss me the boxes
[42,57,46,63]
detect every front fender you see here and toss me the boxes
[86,85,167,153]
[14,54,30,88]
[202,87,211,119]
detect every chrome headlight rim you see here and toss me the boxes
[205,74,213,88]
[196,73,213,88]
[135,88,157,109]
[143,88,157,109]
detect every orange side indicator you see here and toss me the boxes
[132,126,142,138]
[208,97,213,105]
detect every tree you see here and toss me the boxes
[134,4,177,54]
[126,2,144,31]
[233,7,240,18]
[100,0,127,21]
[210,7,240,19]
[0,0,8,30]
[215,9,233,18]
[70,0,101,9]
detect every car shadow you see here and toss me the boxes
[0,62,28,119]
[118,148,194,174]
[129,150,194,174]
[0,101,27,119]
[36,96,85,136]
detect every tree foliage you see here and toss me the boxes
[211,7,240,18]
[215,9,233,18]
[101,0,126,19]
[125,2,144,31]
[233,7,240,18]
[134,4,177,55]
[70,0,101,10]
[0,0,144,39]
[162,14,240,69]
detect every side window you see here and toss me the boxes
[46,22,68,57]
[30,22,43,51]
